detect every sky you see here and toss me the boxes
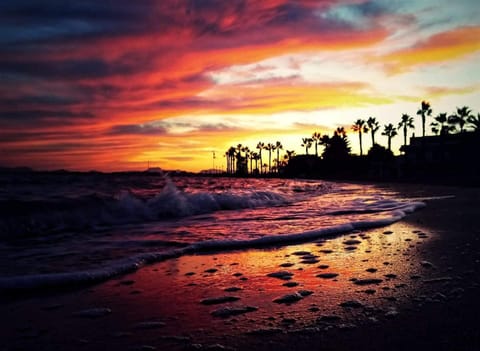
[1,0,479,172]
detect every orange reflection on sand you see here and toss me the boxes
[91,221,433,340]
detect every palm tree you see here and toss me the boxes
[242,146,250,174]
[398,114,414,149]
[416,100,432,137]
[251,152,259,173]
[275,141,283,173]
[227,146,236,174]
[335,126,347,138]
[351,119,368,156]
[467,113,480,131]
[266,143,275,173]
[301,137,313,155]
[367,117,380,147]
[311,132,322,157]
[430,113,453,136]
[449,106,473,133]
[256,142,264,174]
[381,123,397,151]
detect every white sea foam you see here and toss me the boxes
[0,200,425,293]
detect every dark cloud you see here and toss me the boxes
[0,57,145,80]
[108,124,168,136]
[0,109,94,121]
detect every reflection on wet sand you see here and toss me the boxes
[91,221,434,340]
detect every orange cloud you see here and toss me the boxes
[422,84,480,99]
[380,26,480,74]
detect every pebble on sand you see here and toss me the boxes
[267,271,294,280]
[273,293,304,304]
[318,315,342,323]
[204,268,218,273]
[211,306,258,318]
[366,268,378,273]
[283,281,299,287]
[200,296,241,305]
[292,251,311,256]
[224,287,242,292]
[343,239,361,245]
[301,258,320,264]
[316,273,339,279]
[339,300,363,308]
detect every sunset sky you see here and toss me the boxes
[1,0,479,172]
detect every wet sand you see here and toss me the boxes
[2,183,479,351]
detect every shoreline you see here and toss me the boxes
[2,183,479,350]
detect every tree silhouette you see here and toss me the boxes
[449,106,473,133]
[301,137,313,155]
[256,142,264,174]
[367,117,380,147]
[336,126,347,137]
[284,150,296,162]
[311,132,322,157]
[322,129,351,161]
[467,113,480,131]
[266,143,275,173]
[398,114,414,149]
[430,113,454,136]
[251,151,259,173]
[227,146,236,174]
[416,100,432,137]
[351,119,368,156]
[275,141,283,173]
[381,123,397,151]
[242,146,250,173]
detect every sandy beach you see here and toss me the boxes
[2,183,479,351]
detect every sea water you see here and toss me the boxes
[0,173,424,291]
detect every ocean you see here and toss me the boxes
[0,173,424,292]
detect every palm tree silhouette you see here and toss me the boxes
[467,113,480,131]
[416,101,432,137]
[242,146,250,174]
[381,123,397,151]
[251,152,259,173]
[266,143,275,173]
[449,106,473,133]
[430,113,453,135]
[256,142,265,174]
[311,132,322,157]
[367,117,380,147]
[351,119,368,156]
[275,141,283,173]
[227,146,236,174]
[398,114,414,149]
[336,127,347,137]
[301,137,313,155]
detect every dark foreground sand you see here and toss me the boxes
[2,183,479,351]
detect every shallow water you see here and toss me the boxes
[0,174,424,290]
